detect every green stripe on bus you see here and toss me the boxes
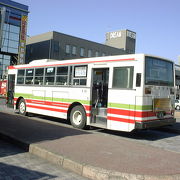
[14,93,90,105]
[108,103,152,111]
[15,93,152,111]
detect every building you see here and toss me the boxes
[25,30,134,63]
[175,56,180,99]
[0,0,28,79]
[105,29,136,54]
[178,55,180,65]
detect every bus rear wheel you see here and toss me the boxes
[18,99,27,116]
[70,105,87,129]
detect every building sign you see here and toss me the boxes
[109,31,121,39]
[18,15,28,64]
[127,31,136,39]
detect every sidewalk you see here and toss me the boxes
[0,111,180,180]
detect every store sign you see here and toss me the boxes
[18,15,28,64]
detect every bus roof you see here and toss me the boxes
[8,54,174,70]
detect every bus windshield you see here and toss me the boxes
[145,56,174,86]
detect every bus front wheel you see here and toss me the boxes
[18,99,27,116]
[70,105,87,129]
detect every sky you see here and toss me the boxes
[16,0,180,63]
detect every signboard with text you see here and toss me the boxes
[18,15,28,64]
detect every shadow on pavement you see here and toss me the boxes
[0,162,56,179]
[0,111,91,146]
[100,126,180,141]
[0,139,25,158]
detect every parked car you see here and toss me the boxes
[175,99,180,110]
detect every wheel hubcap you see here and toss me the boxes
[20,102,25,113]
[73,111,82,125]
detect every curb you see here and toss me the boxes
[0,131,179,180]
[29,144,180,180]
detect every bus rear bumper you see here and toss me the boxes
[135,118,176,129]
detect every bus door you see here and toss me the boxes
[7,74,15,106]
[91,68,109,128]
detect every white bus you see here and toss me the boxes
[7,54,176,132]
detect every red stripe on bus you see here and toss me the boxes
[27,104,67,113]
[9,58,135,69]
[15,98,91,112]
[8,66,15,69]
[86,113,91,117]
[108,108,155,118]
[85,106,91,111]
[108,116,135,124]
[26,104,91,117]
[26,99,69,108]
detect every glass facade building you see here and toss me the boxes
[0,0,28,79]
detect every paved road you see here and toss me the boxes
[0,98,180,180]
[1,97,180,154]
[95,125,180,153]
[0,138,88,180]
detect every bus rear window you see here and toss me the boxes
[145,57,174,86]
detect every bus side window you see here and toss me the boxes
[56,66,68,86]
[25,69,34,85]
[45,67,55,85]
[112,66,133,89]
[73,65,87,86]
[17,69,25,84]
[136,73,141,87]
[34,68,44,85]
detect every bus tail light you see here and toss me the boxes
[145,87,151,94]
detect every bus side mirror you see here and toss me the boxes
[136,73,141,87]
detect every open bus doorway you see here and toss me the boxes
[7,74,15,106]
[91,68,109,128]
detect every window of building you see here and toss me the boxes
[72,46,77,55]
[95,51,99,57]
[9,25,20,34]
[80,47,85,57]
[65,44,70,54]
[0,55,10,79]
[53,41,60,53]
[45,67,55,85]
[112,66,134,89]
[102,53,106,56]
[0,54,10,79]
[56,66,68,85]
[1,23,20,54]
[88,49,92,57]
